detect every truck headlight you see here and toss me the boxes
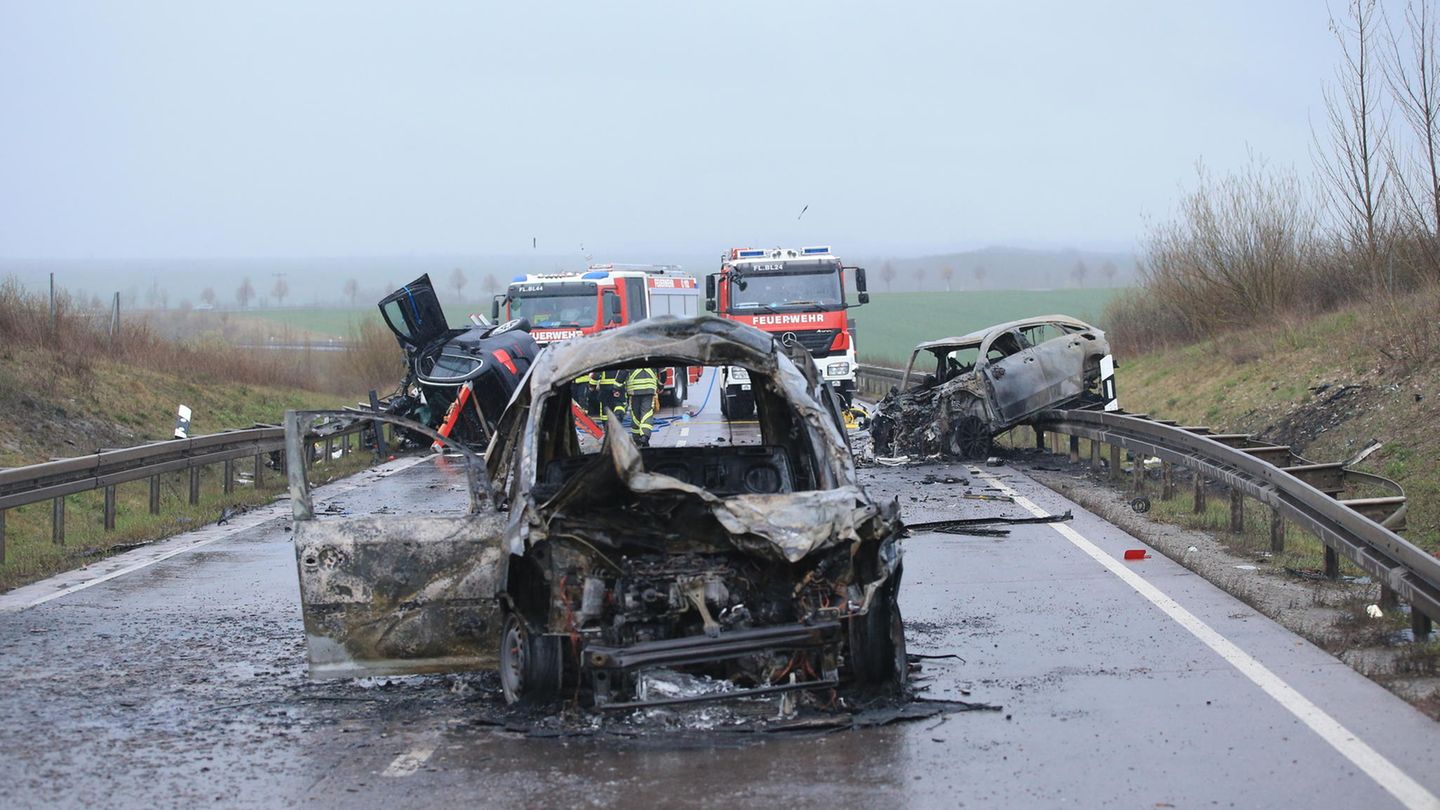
[729,367,750,383]
[826,362,850,377]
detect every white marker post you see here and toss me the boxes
[174,405,192,439]
[1100,355,1119,412]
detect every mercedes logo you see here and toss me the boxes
[780,331,799,347]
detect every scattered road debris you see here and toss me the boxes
[1123,549,1150,560]
[905,510,1074,538]
[1129,496,1151,513]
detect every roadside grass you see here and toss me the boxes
[0,451,373,592]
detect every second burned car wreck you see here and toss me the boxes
[870,315,1116,459]
[290,316,906,710]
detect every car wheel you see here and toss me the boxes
[499,612,562,705]
[946,414,992,459]
[848,578,907,686]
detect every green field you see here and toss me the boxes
[850,288,1124,366]
[238,288,1126,364]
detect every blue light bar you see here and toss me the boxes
[801,246,830,255]
[511,274,527,282]
[582,271,609,279]
[737,249,766,258]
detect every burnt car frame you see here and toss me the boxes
[870,315,1114,459]
[288,315,906,709]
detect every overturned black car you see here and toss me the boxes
[377,274,540,447]
[289,316,907,710]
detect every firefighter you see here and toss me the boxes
[572,372,596,415]
[623,366,659,446]
[595,368,625,424]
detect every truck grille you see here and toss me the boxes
[779,329,837,357]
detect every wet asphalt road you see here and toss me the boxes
[2,375,1439,809]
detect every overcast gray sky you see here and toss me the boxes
[0,1,1336,260]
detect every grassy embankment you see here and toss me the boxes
[1101,288,1440,569]
[0,281,402,592]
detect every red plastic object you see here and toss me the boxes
[1123,549,1148,560]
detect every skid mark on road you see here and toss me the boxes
[976,467,1440,810]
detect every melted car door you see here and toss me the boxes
[379,274,451,351]
[982,330,1043,422]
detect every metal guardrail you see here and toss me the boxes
[0,415,384,562]
[855,362,1434,637]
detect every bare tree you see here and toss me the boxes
[271,276,290,307]
[911,266,927,290]
[1317,0,1393,284]
[1100,260,1120,286]
[343,278,359,306]
[879,261,896,291]
[145,281,161,310]
[1384,0,1440,280]
[236,277,255,309]
[450,267,468,301]
[482,272,500,295]
[1071,259,1090,287]
[972,264,988,288]
[200,287,216,307]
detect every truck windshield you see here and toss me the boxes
[509,283,599,328]
[729,262,843,311]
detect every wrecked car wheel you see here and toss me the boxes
[945,415,992,459]
[499,613,562,705]
[849,580,907,686]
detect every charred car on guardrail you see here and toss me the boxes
[869,315,1116,459]
[288,315,906,710]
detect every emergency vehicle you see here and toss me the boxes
[705,246,869,418]
[492,264,702,404]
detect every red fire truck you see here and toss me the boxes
[492,265,702,404]
[705,246,869,418]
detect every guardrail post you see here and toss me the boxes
[149,475,161,514]
[325,437,334,462]
[253,453,264,487]
[1380,585,1399,612]
[1068,435,1080,464]
[223,459,234,494]
[1133,458,1146,494]
[1109,444,1122,483]
[1270,508,1285,553]
[0,509,7,564]
[1034,428,1046,452]
[342,433,351,457]
[305,440,315,469]
[104,485,116,531]
[368,390,388,460]
[188,467,200,506]
[1089,438,1100,471]
[53,496,65,545]
[1229,489,1244,533]
[1161,462,1175,501]
[1324,546,1340,579]
[1193,476,1207,513]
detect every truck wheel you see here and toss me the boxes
[946,415,992,459]
[848,578,907,686]
[499,612,562,705]
[677,373,688,405]
[720,389,732,418]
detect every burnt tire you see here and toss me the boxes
[499,612,562,705]
[945,414,992,459]
[849,579,907,687]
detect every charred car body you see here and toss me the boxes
[377,274,540,447]
[290,316,906,709]
[870,315,1115,459]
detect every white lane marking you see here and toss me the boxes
[680,427,690,437]
[2,455,430,612]
[676,440,687,447]
[381,744,436,777]
[976,468,1440,810]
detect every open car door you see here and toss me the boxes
[287,411,506,678]
[379,274,451,353]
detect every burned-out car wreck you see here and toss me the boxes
[289,316,906,711]
[870,315,1115,459]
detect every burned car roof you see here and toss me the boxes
[911,314,1098,352]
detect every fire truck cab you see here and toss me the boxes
[492,265,702,404]
[705,246,868,418]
